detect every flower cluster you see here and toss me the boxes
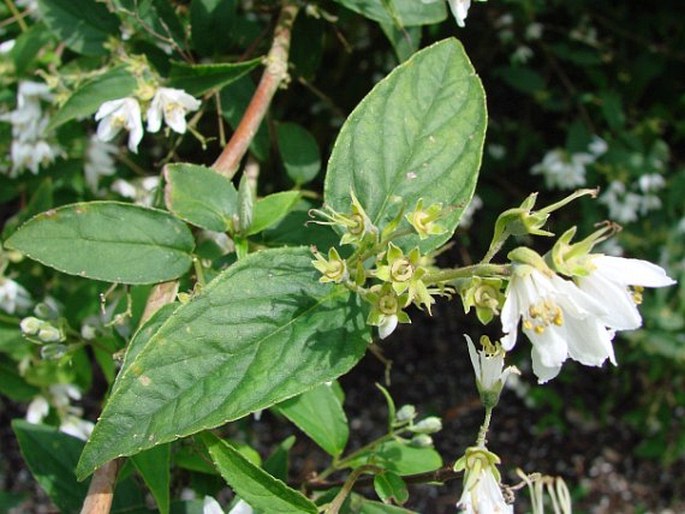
[530,136,607,191]
[94,87,201,153]
[0,81,62,176]
[311,195,449,339]
[599,175,666,224]
[0,276,32,314]
[26,384,95,441]
[501,236,675,383]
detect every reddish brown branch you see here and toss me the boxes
[212,1,299,178]
[79,459,122,514]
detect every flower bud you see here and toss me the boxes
[411,416,442,434]
[40,343,67,360]
[410,434,434,448]
[38,325,62,343]
[396,404,417,422]
[20,316,42,336]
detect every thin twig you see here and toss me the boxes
[212,0,299,178]
[79,459,122,514]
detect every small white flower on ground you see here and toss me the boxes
[455,447,512,514]
[84,134,118,194]
[146,87,201,134]
[0,277,32,314]
[501,264,616,383]
[576,255,675,331]
[95,97,144,153]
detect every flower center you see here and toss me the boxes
[348,213,365,236]
[324,260,345,280]
[631,286,644,304]
[390,258,413,282]
[522,299,564,334]
[378,293,398,315]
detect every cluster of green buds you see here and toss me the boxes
[20,316,67,360]
[310,193,451,339]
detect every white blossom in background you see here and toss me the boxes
[0,39,16,54]
[531,136,607,191]
[146,87,201,134]
[84,134,118,194]
[0,277,32,314]
[228,500,253,514]
[511,45,533,64]
[637,173,665,215]
[111,176,160,207]
[459,194,483,229]
[599,181,643,224]
[95,97,144,153]
[501,263,616,383]
[25,384,94,441]
[0,81,62,176]
[487,144,506,160]
[525,22,543,41]
[576,255,675,331]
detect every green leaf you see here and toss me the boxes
[164,163,238,232]
[324,38,487,253]
[49,67,137,130]
[373,471,408,505]
[131,444,171,514]
[190,0,236,56]
[273,382,349,457]
[0,357,40,401]
[202,432,317,514]
[264,436,296,481]
[4,202,195,285]
[247,191,301,236]
[76,247,370,478]
[10,23,54,75]
[12,420,89,513]
[380,23,421,63]
[37,0,120,56]
[277,123,321,185]
[357,498,418,514]
[334,0,446,26]
[347,440,442,476]
[169,59,262,96]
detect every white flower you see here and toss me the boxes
[455,448,512,514]
[84,134,118,193]
[421,0,486,27]
[530,149,591,190]
[0,277,32,314]
[0,39,16,54]
[59,415,94,441]
[95,97,144,153]
[588,136,608,157]
[146,87,201,134]
[228,499,253,514]
[26,396,49,424]
[599,181,642,224]
[576,255,675,331]
[459,194,483,229]
[465,335,519,396]
[501,264,616,383]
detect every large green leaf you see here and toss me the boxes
[4,202,195,284]
[37,0,120,56]
[76,247,371,478]
[346,440,442,476]
[334,0,446,26]
[131,444,171,514]
[190,0,236,56]
[324,38,487,253]
[169,59,262,96]
[273,382,349,457]
[164,163,238,232]
[276,122,321,185]
[248,191,301,236]
[10,22,54,75]
[49,67,137,130]
[202,433,317,514]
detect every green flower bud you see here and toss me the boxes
[20,316,42,336]
[311,247,348,284]
[40,343,67,360]
[38,325,62,343]
[411,416,442,434]
[395,404,417,422]
[410,434,434,448]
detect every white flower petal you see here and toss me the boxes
[203,496,225,514]
[26,396,49,423]
[591,255,676,288]
[379,314,398,339]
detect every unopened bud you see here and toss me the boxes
[40,343,67,360]
[38,325,62,343]
[20,316,42,336]
[396,404,417,422]
[411,416,442,434]
[410,434,433,448]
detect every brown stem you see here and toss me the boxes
[308,464,461,492]
[212,1,299,178]
[79,459,122,514]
